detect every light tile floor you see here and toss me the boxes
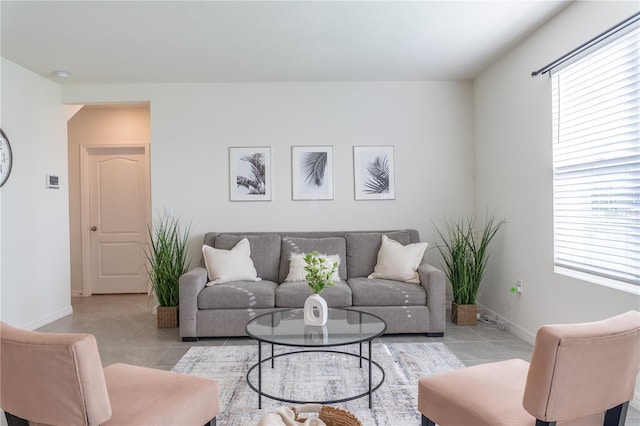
[11,294,640,424]
[36,294,534,370]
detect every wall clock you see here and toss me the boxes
[0,128,13,187]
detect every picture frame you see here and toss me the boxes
[291,146,334,200]
[229,147,271,201]
[353,145,395,200]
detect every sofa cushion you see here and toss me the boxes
[202,238,260,285]
[348,277,427,306]
[215,234,281,282]
[368,235,428,283]
[345,231,411,278]
[279,237,347,282]
[284,253,341,283]
[275,281,352,308]
[198,280,278,309]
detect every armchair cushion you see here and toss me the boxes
[104,363,219,426]
[418,359,532,426]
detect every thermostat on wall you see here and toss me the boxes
[46,174,60,189]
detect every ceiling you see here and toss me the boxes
[1,1,571,85]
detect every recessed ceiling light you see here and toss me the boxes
[52,70,71,79]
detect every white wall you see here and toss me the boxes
[63,81,475,267]
[475,1,640,404]
[0,58,80,329]
[475,0,639,338]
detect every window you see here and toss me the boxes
[552,25,639,288]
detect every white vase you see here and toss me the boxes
[304,293,328,326]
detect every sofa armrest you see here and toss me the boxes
[179,267,208,339]
[418,262,446,334]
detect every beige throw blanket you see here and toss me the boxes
[257,404,326,426]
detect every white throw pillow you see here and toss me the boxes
[284,253,341,282]
[368,235,428,284]
[202,238,261,285]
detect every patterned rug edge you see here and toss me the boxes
[172,342,464,426]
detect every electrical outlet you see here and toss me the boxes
[516,279,523,294]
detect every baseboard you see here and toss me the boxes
[503,319,536,345]
[71,289,83,297]
[21,305,73,330]
[477,304,536,345]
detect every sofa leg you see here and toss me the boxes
[5,412,29,426]
[604,402,628,426]
[182,337,198,342]
[426,332,444,337]
[535,420,556,426]
[204,417,216,426]
[422,414,435,426]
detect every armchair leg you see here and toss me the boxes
[204,418,216,426]
[535,420,556,426]
[604,402,628,426]
[5,412,29,426]
[422,414,435,426]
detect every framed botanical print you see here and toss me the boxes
[229,147,271,201]
[353,145,395,200]
[291,146,334,200]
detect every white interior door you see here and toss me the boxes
[85,146,150,294]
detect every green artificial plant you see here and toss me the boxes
[304,251,338,294]
[146,216,191,307]
[433,215,505,305]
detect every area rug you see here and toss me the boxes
[172,342,463,425]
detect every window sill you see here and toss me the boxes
[555,267,640,296]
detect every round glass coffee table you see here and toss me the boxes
[245,308,387,409]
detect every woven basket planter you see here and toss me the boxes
[451,302,477,326]
[157,306,179,328]
[292,405,362,426]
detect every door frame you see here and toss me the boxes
[79,144,151,296]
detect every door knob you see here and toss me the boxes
[90,226,97,231]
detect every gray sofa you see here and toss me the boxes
[179,230,446,341]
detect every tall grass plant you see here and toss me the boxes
[434,215,504,305]
[146,216,191,307]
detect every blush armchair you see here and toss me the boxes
[0,321,220,426]
[418,310,640,426]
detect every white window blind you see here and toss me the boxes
[552,26,640,286]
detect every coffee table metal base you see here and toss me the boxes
[246,341,385,409]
